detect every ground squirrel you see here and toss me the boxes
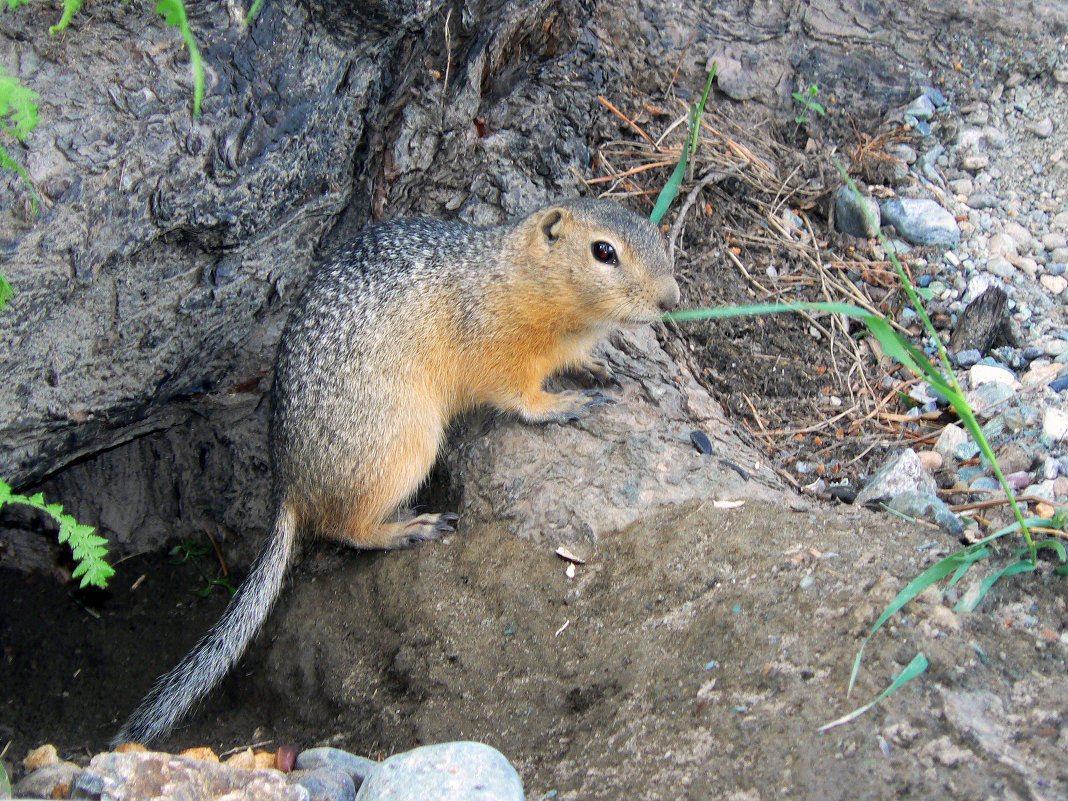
[115,198,679,744]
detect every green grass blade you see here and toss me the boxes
[847,547,988,696]
[821,653,928,732]
[1029,539,1067,562]
[650,64,716,225]
[246,0,264,24]
[650,107,694,226]
[954,559,1036,613]
[831,156,1035,558]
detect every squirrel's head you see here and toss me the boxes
[522,199,679,326]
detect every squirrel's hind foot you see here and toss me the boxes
[385,511,458,549]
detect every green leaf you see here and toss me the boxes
[955,559,1036,613]
[820,653,928,732]
[3,480,113,588]
[0,752,10,798]
[650,64,716,225]
[848,545,988,696]
[1029,538,1067,563]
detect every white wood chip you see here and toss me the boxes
[555,546,586,564]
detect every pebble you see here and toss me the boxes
[1044,339,1068,357]
[886,491,964,536]
[961,152,991,171]
[934,424,969,461]
[1040,274,1068,294]
[948,177,974,196]
[1041,232,1067,250]
[14,761,83,799]
[855,449,937,506]
[73,752,303,801]
[291,768,356,801]
[1027,117,1054,138]
[690,429,713,454]
[995,443,1032,474]
[1042,408,1068,441]
[967,192,999,209]
[1004,470,1032,491]
[968,476,1002,494]
[987,232,1018,257]
[905,95,936,122]
[298,748,379,784]
[985,257,1016,279]
[1013,256,1038,278]
[922,85,948,108]
[1002,221,1032,248]
[24,744,60,771]
[880,198,960,246]
[917,449,944,472]
[834,186,881,238]
[969,363,1018,387]
[353,742,524,801]
[966,381,1016,415]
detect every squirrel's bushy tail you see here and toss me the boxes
[113,503,298,746]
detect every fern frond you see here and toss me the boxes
[48,0,82,34]
[1,478,115,589]
[156,0,205,117]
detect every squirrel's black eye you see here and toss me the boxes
[592,240,618,265]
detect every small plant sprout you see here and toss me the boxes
[792,84,826,126]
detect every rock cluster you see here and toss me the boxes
[830,73,1068,529]
[9,742,524,801]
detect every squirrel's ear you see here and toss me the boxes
[539,208,567,243]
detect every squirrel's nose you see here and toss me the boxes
[658,278,680,312]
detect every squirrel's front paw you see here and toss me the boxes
[578,358,618,387]
[543,389,617,423]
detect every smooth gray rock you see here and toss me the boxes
[887,491,963,536]
[880,198,960,245]
[354,742,524,801]
[297,749,379,785]
[834,186,881,237]
[291,768,356,801]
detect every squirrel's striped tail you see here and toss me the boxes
[112,503,298,746]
